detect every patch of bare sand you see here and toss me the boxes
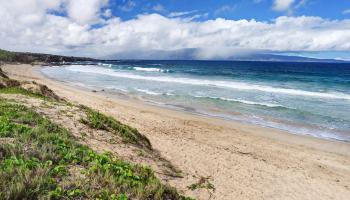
[0,94,182,182]
[2,64,350,200]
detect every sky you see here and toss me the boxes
[0,0,350,60]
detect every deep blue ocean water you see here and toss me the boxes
[41,60,350,142]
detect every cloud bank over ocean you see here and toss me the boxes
[0,0,349,59]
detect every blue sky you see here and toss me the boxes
[0,0,350,60]
[111,0,350,21]
[95,0,350,60]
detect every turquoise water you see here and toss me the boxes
[41,60,350,142]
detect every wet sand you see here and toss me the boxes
[2,64,350,200]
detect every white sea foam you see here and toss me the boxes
[105,86,128,92]
[193,95,283,107]
[135,88,162,95]
[97,63,112,68]
[133,67,168,72]
[66,65,350,101]
[164,92,175,96]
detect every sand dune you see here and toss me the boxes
[2,64,350,200]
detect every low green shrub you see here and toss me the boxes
[0,100,191,199]
[80,106,152,150]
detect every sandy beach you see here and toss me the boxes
[2,64,350,200]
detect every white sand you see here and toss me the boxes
[2,64,350,200]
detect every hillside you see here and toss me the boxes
[0,49,95,64]
[0,66,193,199]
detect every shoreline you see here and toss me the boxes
[38,66,350,153]
[40,64,350,143]
[2,64,350,199]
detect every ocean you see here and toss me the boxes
[41,60,350,142]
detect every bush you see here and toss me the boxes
[0,100,191,199]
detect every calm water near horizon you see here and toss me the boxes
[41,60,350,142]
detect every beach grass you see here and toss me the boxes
[0,87,49,100]
[0,89,192,199]
[80,106,152,150]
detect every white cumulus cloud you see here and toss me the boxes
[66,0,109,24]
[273,0,295,11]
[0,1,350,59]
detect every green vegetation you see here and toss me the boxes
[188,177,215,192]
[0,87,49,100]
[80,106,152,150]
[0,49,15,62]
[0,98,190,199]
[0,48,94,64]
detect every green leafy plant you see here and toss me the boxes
[0,99,191,199]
